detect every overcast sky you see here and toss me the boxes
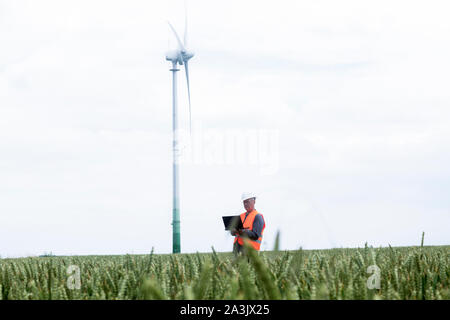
[1,0,449,258]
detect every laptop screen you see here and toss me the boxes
[222,215,243,230]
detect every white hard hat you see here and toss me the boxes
[241,192,257,201]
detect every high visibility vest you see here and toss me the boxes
[233,209,265,251]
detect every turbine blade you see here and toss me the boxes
[184,61,192,135]
[168,21,185,51]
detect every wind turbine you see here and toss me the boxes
[165,11,194,254]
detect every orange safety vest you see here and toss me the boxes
[233,209,265,251]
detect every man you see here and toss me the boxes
[231,192,266,255]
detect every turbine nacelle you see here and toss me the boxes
[165,49,194,65]
[165,50,181,64]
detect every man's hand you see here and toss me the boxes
[230,229,245,236]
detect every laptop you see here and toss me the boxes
[222,215,244,231]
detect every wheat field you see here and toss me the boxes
[0,244,448,300]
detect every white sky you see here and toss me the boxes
[1,0,449,257]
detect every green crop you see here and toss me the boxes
[0,245,448,300]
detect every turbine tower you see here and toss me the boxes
[165,11,194,253]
